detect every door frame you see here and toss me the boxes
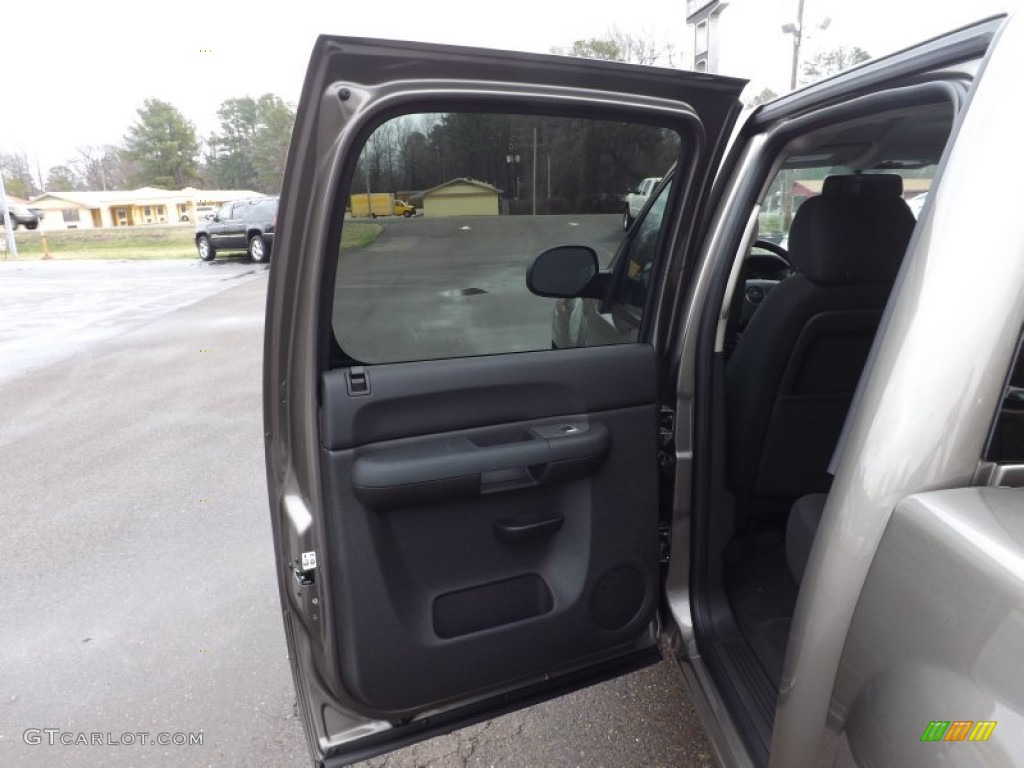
[266,35,746,766]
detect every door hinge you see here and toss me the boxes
[659,526,672,563]
[658,405,675,447]
[346,366,371,396]
[289,551,317,586]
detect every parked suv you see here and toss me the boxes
[623,175,661,230]
[0,202,42,230]
[195,196,277,263]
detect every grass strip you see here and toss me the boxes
[2,222,383,260]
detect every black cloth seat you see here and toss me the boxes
[725,174,917,519]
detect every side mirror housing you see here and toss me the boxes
[526,245,607,299]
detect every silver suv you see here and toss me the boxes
[264,13,1024,767]
[0,202,42,230]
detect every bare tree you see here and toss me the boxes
[551,38,623,61]
[609,26,678,66]
[45,165,80,192]
[747,87,780,108]
[552,26,678,67]
[0,152,40,198]
[72,145,124,191]
[801,46,871,85]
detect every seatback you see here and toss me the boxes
[726,174,917,515]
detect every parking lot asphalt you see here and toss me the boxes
[0,258,265,382]
[334,213,623,361]
[0,218,716,767]
[1,272,304,768]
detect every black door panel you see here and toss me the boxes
[318,347,659,716]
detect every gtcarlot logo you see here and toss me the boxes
[23,729,204,747]
[920,721,996,742]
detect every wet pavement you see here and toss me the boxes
[0,253,716,767]
[0,258,266,382]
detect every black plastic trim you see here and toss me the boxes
[321,345,657,451]
[352,423,610,511]
[320,646,660,767]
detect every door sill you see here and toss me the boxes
[322,646,661,767]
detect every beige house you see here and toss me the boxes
[421,179,500,217]
[793,177,931,200]
[28,187,261,230]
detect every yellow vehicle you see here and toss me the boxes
[350,193,416,218]
[393,199,416,217]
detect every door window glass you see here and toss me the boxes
[612,179,672,313]
[757,165,937,249]
[330,112,684,364]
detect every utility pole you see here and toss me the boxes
[505,140,520,208]
[791,0,805,90]
[547,154,551,201]
[781,0,807,229]
[531,127,538,216]
[364,162,372,217]
[0,168,19,259]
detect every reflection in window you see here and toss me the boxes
[332,112,684,364]
[757,165,937,247]
[615,179,672,311]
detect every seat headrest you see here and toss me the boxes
[788,182,916,285]
[822,173,904,197]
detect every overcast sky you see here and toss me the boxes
[1,0,1013,180]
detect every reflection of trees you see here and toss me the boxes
[355,113,680,214]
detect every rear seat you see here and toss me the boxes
[778,175,919,584]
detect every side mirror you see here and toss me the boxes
[526,245,606,299]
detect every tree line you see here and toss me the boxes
[347,29,683,211]
[357,112,679,215]
[1,94,295,198]
[0,33,873,201]
[745,46,872,107]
